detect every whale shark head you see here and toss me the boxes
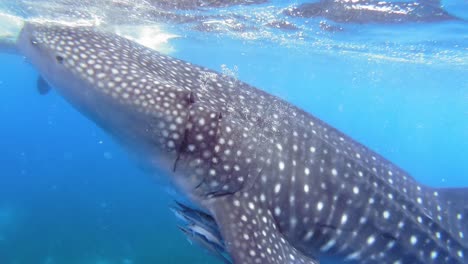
[16,23,204,189]
[15,23,257,202]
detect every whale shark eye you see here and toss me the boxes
[55,55,64,64]
[30,38,38,46]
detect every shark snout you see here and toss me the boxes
[17,23,67,66]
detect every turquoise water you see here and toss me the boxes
[0,0,467,263]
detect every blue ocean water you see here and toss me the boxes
[0,1,467,263]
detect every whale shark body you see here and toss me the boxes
[14,23,468,264]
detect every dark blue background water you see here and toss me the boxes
[0,13,467,264]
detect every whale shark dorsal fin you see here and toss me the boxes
[208,193,320,264]
[36,76,51,95]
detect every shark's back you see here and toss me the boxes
[254,107,468,263]
[154,45,468,263]
[149,42,468,263]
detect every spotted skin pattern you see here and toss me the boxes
[16,23,468,264]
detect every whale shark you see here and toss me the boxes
[284,0,459,24]
[12,23,468,264]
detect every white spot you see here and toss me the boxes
[341,214,348,224]
[317,202,324,211]
[290,217,297,228]
[398,221,404,229]
[274,207,281,216]
[303,231,314,241]
[345,251,361,261]
[278,161,285,171]
[304,184,310,193]
[198,118,205,126]
[167,141,175,148]
[320,239,336,252]
[331,168,338,176]
[353,186,359,194]
[383,211,390,219]
[274,184,281,194]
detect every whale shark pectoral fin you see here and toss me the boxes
[36,76,51,95]
[208,194,320,264]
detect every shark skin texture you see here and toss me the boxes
[13,23,468,264]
